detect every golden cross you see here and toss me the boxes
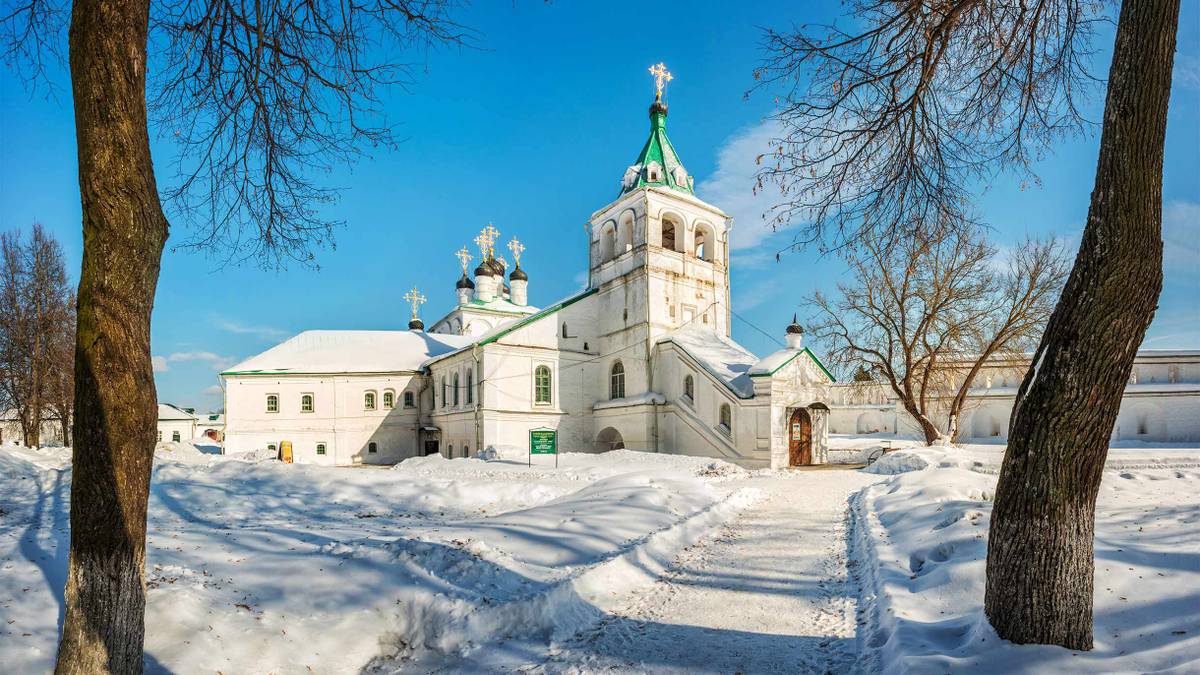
[483,223,501,257]
[403,287,426,320]
[455,246,472,274]
[648,62,673,98]
[473,232,490,259]
[507,237,525,266]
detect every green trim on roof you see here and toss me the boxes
[477,287,598,347]
[220,369,422,377]
[421,288,600,370]
[620,107,694,197]
[748,347,837,383]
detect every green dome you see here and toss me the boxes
[619,95,694,197]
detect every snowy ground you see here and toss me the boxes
[856,444,1200,673]
[1,439,1197,674]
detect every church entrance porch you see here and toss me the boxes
[789,408,812,466]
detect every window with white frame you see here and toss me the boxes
[316,443,327,456]
[610,361,625,399]
[718,403,732,435]
[466,371,474,404]
[172,430,180,442]
[300,393,314,413]
[364,391,376,410]
[157,430,163,442]
[383,390,395,409]
[441,377,448,408]
[534,365,552,405]
[453,373,460,406]
[266,393,279,413]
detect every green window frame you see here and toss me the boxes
[316,443,327,456]
[534,365,552,404]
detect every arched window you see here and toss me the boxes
[683,374,694,403]
[364,391,376,410]
[600,224,616,262]
[535,365,552,404]
[403,391,415,408]
[300,394,314,413]
[382,390,395,409]
[266,394,279,413]
[562,322,569,338]
[368,442,378,454]
[719,404,732,434]
[694,229,707,260]
[466,371,474,404]
[453,373,460,405]
[610,361,625,399]
[441,377,447,408]
[661,216,678,251]
[316,443,326,456]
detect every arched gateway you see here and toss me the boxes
[789,408,813,466]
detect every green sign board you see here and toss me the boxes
[530,429,557,455]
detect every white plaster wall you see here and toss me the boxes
[222,373,424,464]
[157,419,196,443]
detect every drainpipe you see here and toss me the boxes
[472,344,482,455]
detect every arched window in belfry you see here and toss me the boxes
[661,214,680,252]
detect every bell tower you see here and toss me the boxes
[587,64,732,341]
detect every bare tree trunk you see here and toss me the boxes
[985,0,1179,651]
[55,0,167,669]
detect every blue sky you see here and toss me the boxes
[1,1,1197,411]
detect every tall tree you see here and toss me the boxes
[2,1,469,670]
[807,229,1065,444]
[0,224,72,446]
[757,0,1179,647]
[986,0,1179,649]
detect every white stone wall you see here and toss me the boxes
[157,419,196,444]
[222,373,424,464]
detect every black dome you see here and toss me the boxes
[456,274,475,289]
[473,263,490,277]
[509,266,528,282]
[408,318,425,331]
[786,313,804,335]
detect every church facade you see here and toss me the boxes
[220,91,837,469]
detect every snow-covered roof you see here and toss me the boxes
[422,288,599,369]
[657,327,758,398]
[222,330,476,375]
[748,347,836,382]
[158,403,197,421]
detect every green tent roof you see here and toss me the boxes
[619,97,694,197]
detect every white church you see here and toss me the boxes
[219,70,1200,469]
[220,76,839,469]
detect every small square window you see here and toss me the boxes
[157,430,163,442]
[368,442,378,454]
[172,431,180,442]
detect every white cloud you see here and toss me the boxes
[1163,200,1200,276]
[152,355,169,372]
[213,316,286,340]
[697,121,799,252]
[167,351,238,372]
[1175,53,1200,91]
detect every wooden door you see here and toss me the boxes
[788,408,812,466]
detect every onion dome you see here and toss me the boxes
[509,265,528,282]
[456,273,475,290]
[473,262,491,277]
[786,314,804,335]
[408,318,425,331]
[487,257,506,277]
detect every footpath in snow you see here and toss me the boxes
[529,471,886,674]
